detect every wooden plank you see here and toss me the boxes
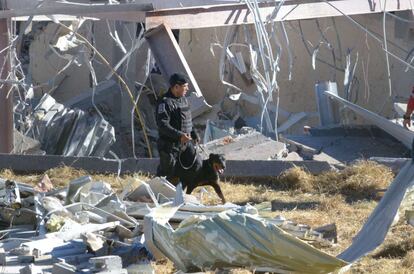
[0,2,151,22]
[146,0,414,29]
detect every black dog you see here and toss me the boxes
[173,142,226,204]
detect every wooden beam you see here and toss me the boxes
[146,0,414,29]
[0,19,13,153]
[0,2,151,22]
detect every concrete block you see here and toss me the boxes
[204,132,287,160]
[52,262,77,274]
[0,252,20,266]
[89,255,122,271]
[13,129,44,155]
[18,255,34,263]
[60,253,94,265]
[126,263,155,274]
[95,270,127,274]
[19,264,44,274]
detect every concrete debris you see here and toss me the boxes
[203,120,234,144]
[0,172,359,273]
[34,174,54,193]
[200,121,402,166]
[89,255,124,272]
[204,130,288,160]
[0,179,22,209]
[283,126,408,165]
[12,129,45,155]
[126,263,155,274]
[27,94,115,157]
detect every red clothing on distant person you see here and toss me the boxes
[408,86,414,112]
[403,86,414,129]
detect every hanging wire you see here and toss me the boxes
[382,0,392,97]
[315,19,337,80]
[242,0,286,139]
[363,31,371,102]
[131,47,151,159]
[53,20,153,158]
[294,20,345,72]
[321,0,414,71]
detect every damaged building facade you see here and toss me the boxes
[1,0,412,160]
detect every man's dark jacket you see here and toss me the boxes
[156,89,197,148]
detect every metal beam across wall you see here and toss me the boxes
[146,0,414,29]
[0,2,151,22]
[0,1,412,25]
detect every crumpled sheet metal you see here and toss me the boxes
[145,207,347,273]
[30,93,115,156]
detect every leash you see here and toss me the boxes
[197,143,209,157]
[178,140,198,170]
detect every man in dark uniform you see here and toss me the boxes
[155,73,199,180]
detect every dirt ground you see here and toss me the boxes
[1,161,414,274]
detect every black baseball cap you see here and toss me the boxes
[169,73,189,86]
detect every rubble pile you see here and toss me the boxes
[0,175,344,273]
[24,94,115,157]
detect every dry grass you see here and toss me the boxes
[402,250,414,268]
[277,160,394,201]
[374,238,414,259]
[0,165,152,192]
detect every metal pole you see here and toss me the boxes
[0,19,12,153]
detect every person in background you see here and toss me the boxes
[403,86,414,129]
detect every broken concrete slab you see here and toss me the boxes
[285,126,408,164]
[12,129,44,155]
[369,157,411,174]
[203,131,287,160]
[52,261,77,274]
[89,255,123,272]
[126,263,155,274]
[203,120,233,144]
[19,264,44,274]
